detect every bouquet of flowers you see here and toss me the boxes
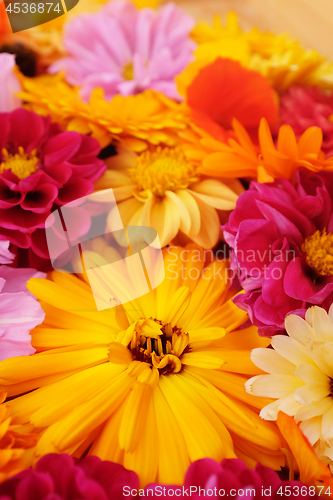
[1,0,333,498]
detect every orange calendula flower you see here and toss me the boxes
[0,392,38,483]
[185,58,279,140]
[182,118,333,183]
[0,248,284,486]
[18,74,190,150]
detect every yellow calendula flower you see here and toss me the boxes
[18,74,190,150]
[0,392,38,483]
[177,12,333,96]
[94,145,243,248]
[0,246,284,486]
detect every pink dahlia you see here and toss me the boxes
[145,459,318,499]
[0,454,139,499]
[0,53,21,112]
[279,86,333,158]
[48,0,196,102]
[0,108,105,270]
[223,168,333,336]
[0,266,45,361]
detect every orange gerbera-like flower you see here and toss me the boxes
[185,58,279,140]
[182,118,333,183]
[18,74,190,150]
[0,392,37,483]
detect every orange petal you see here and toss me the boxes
[187,58,279,131]
[277,411,332,486]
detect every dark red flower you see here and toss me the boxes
[278,86,333,158]
[0,109,105,270]
[0,454,139,500]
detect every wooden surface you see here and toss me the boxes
[171,0,333,60]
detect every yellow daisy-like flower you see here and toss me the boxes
[246,305,333,472]
[177,12,333,96]
[18,74,190,150]
[94,145,243,248]
[0,246,284,486]
[0,392,37,483]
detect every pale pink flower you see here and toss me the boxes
[49,0,196,102]
[0,267,46,361]
[0,241,14,265]
[0,53,22,112]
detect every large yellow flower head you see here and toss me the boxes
[177,12,333,97]
[18,74,190,150]
[94,145,243,248]
[246,305,333,472]
[0,246,284,486]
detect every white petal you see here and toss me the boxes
[271,335,314,367]
[299,416,322,446]
[295,397,333,421]
[293,363,329,386]
[306,341,333,378]
[322,405,333,442]
[245,374,303,399]
[294,385,330,406]
[250,347,295,375]
[259,394,301,421]
[285,313,315,345]
[311,306,333,342]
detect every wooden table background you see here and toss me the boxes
[169,0,333,60]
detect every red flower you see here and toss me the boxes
[0,454,139,500]
[0,109,105,269]
[186,58,279,140]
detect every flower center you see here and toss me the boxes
[302,229,333,276]
[117,318,190,375]
[123,61,134,81]
[0,147,39,180]
[128,147,200,198]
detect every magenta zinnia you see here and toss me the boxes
[0,108,105,269]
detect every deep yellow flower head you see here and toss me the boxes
[177,12,333,96]
[0,246,284,486]
[0,392,38,483]
[94,145,244,248]
[18,74,190,150]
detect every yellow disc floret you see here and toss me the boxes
[112,318,190,375]
[302,229,333,276]
[0,147,39,180]
[129,147,200,197]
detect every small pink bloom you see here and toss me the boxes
[0,266,45,361]
[0,53,22,112]
[49,0,196,102]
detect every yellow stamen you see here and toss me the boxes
[116,318,190,375]
[129,147,200,198]
[0,147,39,180]
[302,229,333,276]
[123,61,134,81]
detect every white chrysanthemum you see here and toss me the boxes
[245,305,333,469]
